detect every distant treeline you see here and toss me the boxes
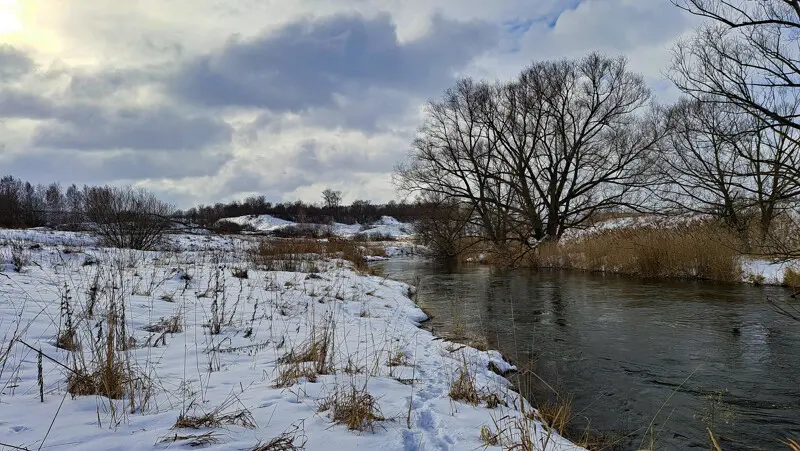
[176,196,428,228]
[0,175,427,230]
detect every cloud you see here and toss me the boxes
[170,13,497,112]
[0,89,54,119]
[0,148,231,186]
[31,106,233,151]
[0,45,33,80]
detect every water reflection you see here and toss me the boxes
[376,258,800,451]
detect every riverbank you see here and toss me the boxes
[456,216,800,288]
[0,230,580,451]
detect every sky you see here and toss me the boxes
[0,0,696,208]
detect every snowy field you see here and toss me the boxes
[0,230,578,451]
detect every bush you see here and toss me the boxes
[212,220,255,235]
[272,224,334,239]
[84,185,173,250]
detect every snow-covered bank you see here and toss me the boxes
[741,259,799,286]
[0,231,579,450]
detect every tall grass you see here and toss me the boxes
[529,221,743,281]
[249,238,386,273]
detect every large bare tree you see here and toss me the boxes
[396,53,666,255]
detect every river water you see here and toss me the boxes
[374,258,800,451]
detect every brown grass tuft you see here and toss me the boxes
[250,423,307,451]
[279,326,333,374]
[449,365,480,406]
[273,363,318,388]
[784,266,800,288]
[387,350,409,367]
[318,385,385,432]
[142,315,182,333]
[783,439,800,451]
[158,432,222,447]
[174,397,256,430]
[532,396,574,437]
[67,363,127,399]
[56,329,79,351]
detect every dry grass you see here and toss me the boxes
[784,266,800,288]
[279,326,333,375]
[532,396,573,437]
[142,315,182,333]
[174,397,256,430]
[250,423,307,451]
[387,350,409,367]
[783,439,800,451]
[56,329,79,351]
[318,385,385,432]
[273,362,318,388]
[449,365,481,406]
[158,432,222,447]
[480,411,537,451]
[67,362,128,399]
[529,220,743,281]
[249,238,383,273]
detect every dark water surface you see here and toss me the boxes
[374,258,800,451]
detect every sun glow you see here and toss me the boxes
[0,0,23,35]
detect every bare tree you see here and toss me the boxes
[321,188,342,209]
[670,0,800,135]
[44,182,64,226]
[84,185,173,250]
[659,99,754,231]
[670,0,800,255]
[64,184,85,229]
[397,53,666,257]
[413,193,476,260]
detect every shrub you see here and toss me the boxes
[213,220,255,234]
[84,185,173,250]
[784,266,800,288]
[272,224,333,239]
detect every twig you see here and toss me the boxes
[0,442,31,451]
[16,340,78,375]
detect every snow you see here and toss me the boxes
[223,215,415,240]
[353,216,416,240]
[0,229,579,451]
[223,214,295,232]
[741,259,796,285]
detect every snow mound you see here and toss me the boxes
[223,214,295,232]
[220,215,415,240]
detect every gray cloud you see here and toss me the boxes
[32,106,233,151]
[0,89,55,119]
[292,139,401,175]
[170,13,497,112]
[0,45,34,81]
[1,148,231,185]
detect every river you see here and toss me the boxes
[374,258,800,451]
